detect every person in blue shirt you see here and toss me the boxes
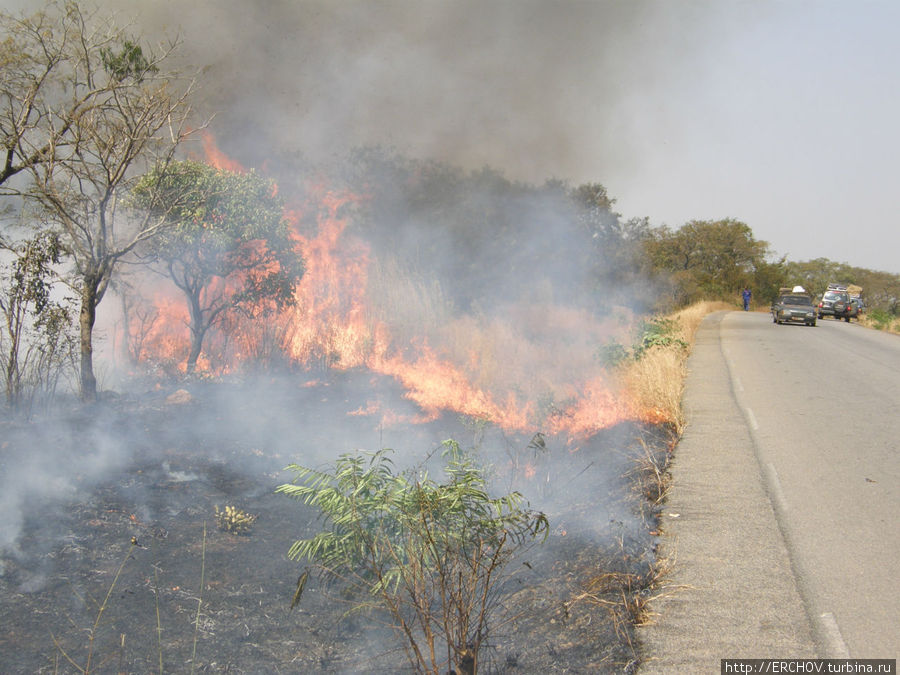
[741,287,752,311]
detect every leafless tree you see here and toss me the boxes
[2,2,206,400]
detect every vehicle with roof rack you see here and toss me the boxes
[771,286,817,326]
[817,283,853,321]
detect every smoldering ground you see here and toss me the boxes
[0,371,669,673]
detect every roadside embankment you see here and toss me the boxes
[637,311,816,672]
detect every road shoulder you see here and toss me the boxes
[636,311,816,672]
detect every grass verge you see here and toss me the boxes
[594,300,730,643]
[619,301,731,436]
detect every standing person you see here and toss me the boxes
[741,287,752,311]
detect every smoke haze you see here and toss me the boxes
[5,0,720,187]
[0,4,682,669]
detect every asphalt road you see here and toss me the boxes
[638,310,900,671]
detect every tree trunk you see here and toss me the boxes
[4,343,18,408]
[186,332,203,375]
[79,280,99,402]
[456,649,476,675]
[185,292,206,375]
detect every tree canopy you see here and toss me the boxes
[643,218,775,304]
[2,1,200,400]
[131,160,304,373]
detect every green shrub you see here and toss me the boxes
[868,308,894,330]
[632,317,688,360]
[276,441,548,675]
[597,340,630,368]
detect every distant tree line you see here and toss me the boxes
[339,147,900,316]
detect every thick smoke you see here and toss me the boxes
[34,0,718,187]
[1,3,682,669]
[0,0,671,566]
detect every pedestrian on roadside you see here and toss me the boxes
[741,287,752,311]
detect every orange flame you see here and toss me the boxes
[201,131,245,173]
[129,135,660,439]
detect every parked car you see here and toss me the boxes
[818,289,852,321]
[771,293,817,326]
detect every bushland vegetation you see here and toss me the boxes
[2,3,899,672]
[3,0,899,406]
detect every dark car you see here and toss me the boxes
[772,294,817,326]
[848,297,863,319]
[818,289,852,321]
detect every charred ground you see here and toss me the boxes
[0,372,671,674]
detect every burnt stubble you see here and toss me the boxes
[0,374,666,673]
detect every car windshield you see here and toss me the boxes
[823,291,845,300]
[784,295,811,306]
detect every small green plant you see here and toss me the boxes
[276,441,549,675]
[596,317,689,369]
[214,505,257,534]
[597,340,630,368]
[100,39,157,81]
[632,317,688,360]
[868,308,895,331]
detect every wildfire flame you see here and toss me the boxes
[129,132,656,439]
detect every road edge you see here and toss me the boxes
[636,311,816,672]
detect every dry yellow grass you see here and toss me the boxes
[619,301,731,435]
[858,313,900,335]
[670,301,733,347]
[366,255,635,420]
[620,347,688,434]
[367,257,731,436]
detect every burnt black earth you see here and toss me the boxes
[0,372,670,674]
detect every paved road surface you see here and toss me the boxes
[638,310,900,672]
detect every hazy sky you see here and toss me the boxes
[8,0,900,274]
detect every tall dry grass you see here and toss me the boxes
[858,312,900,335]
[367,257,731,437]
[619,301,731,435]
[365,255,635,420]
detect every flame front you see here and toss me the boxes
[283,187,377,370]
[129,135,655,439]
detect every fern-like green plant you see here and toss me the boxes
[276,441,549,675]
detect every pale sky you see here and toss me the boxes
[7,0,900,274]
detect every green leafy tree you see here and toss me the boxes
[644,218,772,304]
[570,182,655,308]
[750,256,790,305]
[3,2,201,400]
[276,441,549,675]
[0,230,75,410]
[131,160,304,374]
[784,258,900,314]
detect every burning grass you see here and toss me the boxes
[1,131,729,670]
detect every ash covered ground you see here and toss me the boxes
[0,372,670,674]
